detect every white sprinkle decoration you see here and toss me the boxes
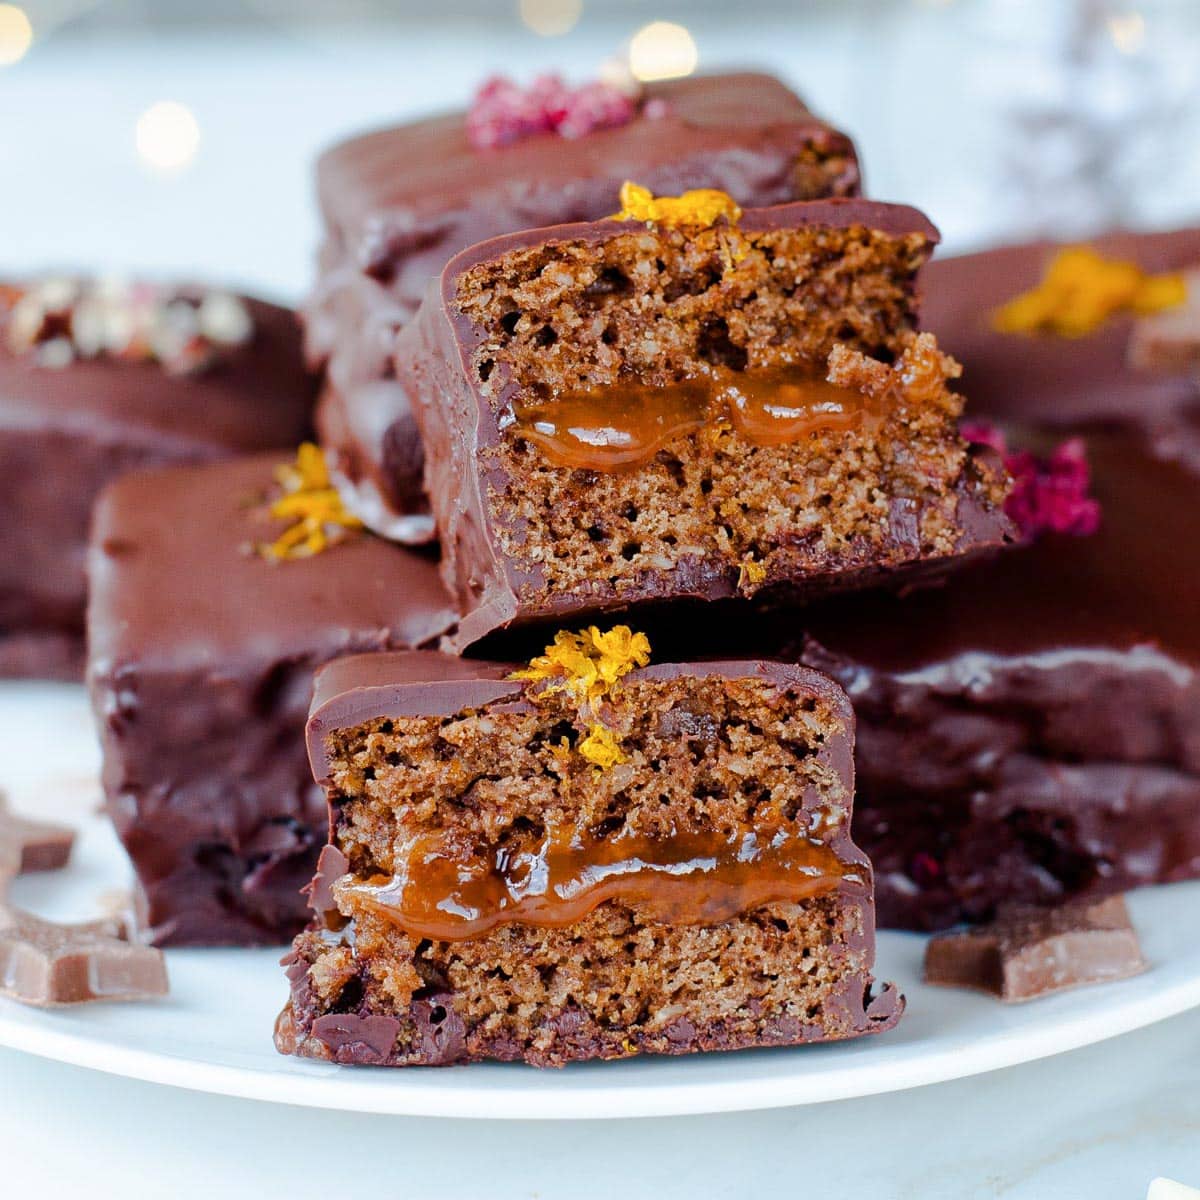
[2,278,254,372]
[198,291,254,346]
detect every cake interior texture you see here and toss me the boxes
[449,215,1007,610]
[279,665,898,1067]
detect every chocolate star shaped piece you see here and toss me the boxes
[0,793,75,876]
[0,908,168,1007]
[923,894,1146,1003]
[0,792,167,1007]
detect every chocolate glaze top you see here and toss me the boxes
[307,651,853,786]
[438,198,940,295]
[801,425,1200,673]
[923,227,1200,427]
[87,454,457,677]
[316,72,861,279]
[0,293,314,452]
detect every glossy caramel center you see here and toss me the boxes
[512,363,883,471]
[340,825,852,941]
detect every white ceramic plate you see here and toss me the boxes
[2,681,1199,1120]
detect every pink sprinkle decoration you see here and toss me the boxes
[959,420,1007,455]
[466,73,639,150]
[963,422,1101,540]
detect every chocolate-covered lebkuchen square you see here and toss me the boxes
[87,451,456,946]
[1,278,316,678]
[277,638,900,1067]
[397,192,1012,649]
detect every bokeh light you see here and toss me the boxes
[0,4,33,66]
[1106,12,1146,54]
[518,0,582,38]
[135,100,201,176]
[628,21,698,83]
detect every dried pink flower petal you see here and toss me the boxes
[959,420,1008,455]
[964,422,1101,540]
[555,80,638,140]
[910,851,942,887]
[467,73,640,150]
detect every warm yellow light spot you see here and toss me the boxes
[993,246,1185,338]
[135,100,201,176]
[612,181,741,229]
[1106,11,1146,54]
[0,5,32,66]
[628,20,697,82]
[578,725,626,769]
[512,625,651,701]
[518,0,582,37]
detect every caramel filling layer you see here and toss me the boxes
[338,827,855,941]
[511,363,885,471]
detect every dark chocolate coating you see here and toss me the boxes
[0,290,316,677]
[798,424,1200,930]
[397,199,1009,650]
[306,72,861,542]
[923,226,1200,430]
[86,453,456,946]
[764,229,1200,930]
[315,378,434,544]
[283,651,899,1066]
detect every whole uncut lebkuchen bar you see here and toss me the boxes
[0,278,315,679]
[799,423,1200,930]
[778,229,1200,931]
[397,191,1012,649]
[308,71,862,543]
[87,451,455,946]
[277,639,901,1068]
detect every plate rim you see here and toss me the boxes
[3,681,1199,1120]
[2,950,1198,1119]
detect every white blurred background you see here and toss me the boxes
[0,0,1198,302]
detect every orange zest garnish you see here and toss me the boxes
[258,443,364,561]
[737,556,767,591]
[510,625,651,701]
[992,246,1186,338]
[578,725,626,769]
[612,181,742,230]
[511,626,650,771]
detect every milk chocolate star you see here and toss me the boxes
[0,793,74,876]
[923,894,1146,1003]
[0,907,168,1007]
[0,792,167,1007]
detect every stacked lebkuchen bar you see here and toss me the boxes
[276,72,1007,1067]
[56,70,1200,1066]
